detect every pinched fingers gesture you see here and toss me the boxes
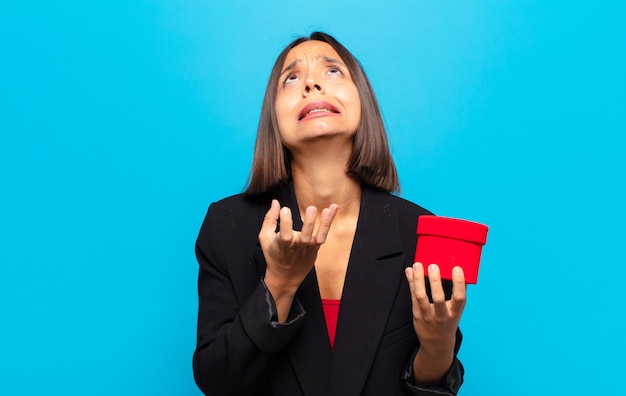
[259,199,338,290]
[405,263,466,351]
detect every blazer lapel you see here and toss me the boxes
[275,182,334,395]
[328,187,407,396]
[287,270,333,395]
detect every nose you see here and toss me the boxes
[303,76,324,96]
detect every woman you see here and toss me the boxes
[193,32,466,396]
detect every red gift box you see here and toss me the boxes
[414,215,488,284]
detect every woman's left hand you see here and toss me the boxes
[405,263,466,354]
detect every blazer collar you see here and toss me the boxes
[275,182,408,395]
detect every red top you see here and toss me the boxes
[321,299,341,350]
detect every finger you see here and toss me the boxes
[314,204,338,244]
[412,262,431,313]
[278,206,294,243]
[300,206,317,243]
[405,264,422,321]
[404,265,416,303]
[450,266,467,315]
[427,264,449,317]
[260,199,281,241]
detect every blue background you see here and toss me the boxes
[1,1,624,395]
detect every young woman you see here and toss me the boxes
[193,32,466,396]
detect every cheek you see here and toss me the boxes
[274,98,292,130]
[345,88,362,123]
[274,97,299,148]
[338,85,360,109]
[275,90,299,119]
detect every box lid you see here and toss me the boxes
[416,215,488,245]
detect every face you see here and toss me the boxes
[274,40,361,151]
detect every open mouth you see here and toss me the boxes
[298,101,340,121]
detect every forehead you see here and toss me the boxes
[282,40,345,67]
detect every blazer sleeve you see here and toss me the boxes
[400,328,465,396]
[192,202,306,396]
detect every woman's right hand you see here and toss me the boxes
[259,199,338,322]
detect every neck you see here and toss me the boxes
[290,154,361,219]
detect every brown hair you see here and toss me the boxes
[246,32,399,195]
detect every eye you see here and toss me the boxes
[328,66,344,75]
[284,73,299,84]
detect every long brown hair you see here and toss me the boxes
[246,32,399,195]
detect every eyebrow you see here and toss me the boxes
[280,60,299,76]
[279,55,346,77]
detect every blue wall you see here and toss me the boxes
[1,1,624,394]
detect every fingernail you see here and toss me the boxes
[429,264,439,273]
[453,266,464,275]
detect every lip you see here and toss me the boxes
[297,101,341,121]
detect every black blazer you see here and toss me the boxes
[193,182,463,396]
